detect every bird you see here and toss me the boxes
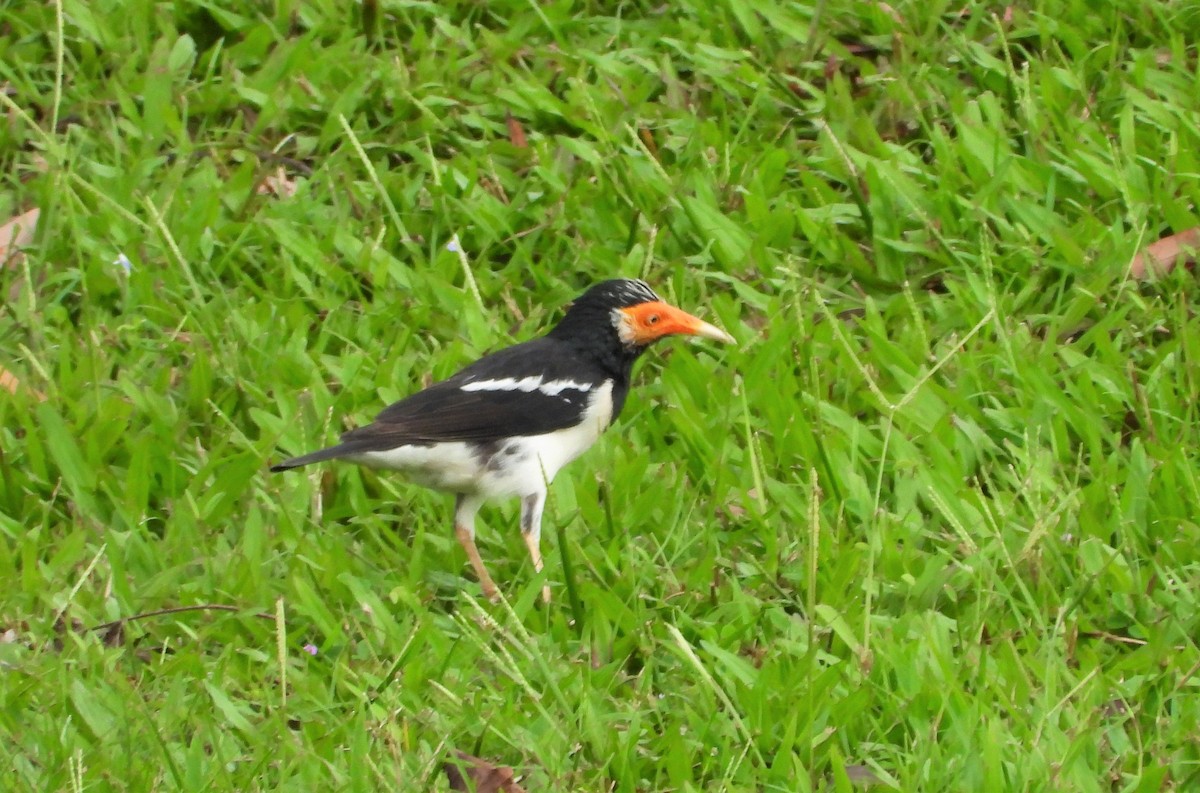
[270,278,734,602]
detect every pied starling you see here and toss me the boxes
[271,279,734,601]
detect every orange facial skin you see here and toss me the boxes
[617,301,736,346]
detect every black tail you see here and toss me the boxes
[269,444,352,472]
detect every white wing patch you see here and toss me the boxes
[461,376,543,393]
[461,376,592,398]
[538,379,592,396]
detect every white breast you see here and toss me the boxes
[514,379,614,486]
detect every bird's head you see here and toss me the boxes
[551,278,735,353]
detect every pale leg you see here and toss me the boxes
[454,495,498,601]
[520,490,550,603]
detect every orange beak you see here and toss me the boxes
[617,300,736,346]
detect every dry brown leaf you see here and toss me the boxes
[638,126,659,160]
[0,367,18,394]
[257,167,298,199]
[505,110,528,149]
[444,751,526,793]
[0,207,39,268]
[0,365,46,401]
[1131,227,1200,279]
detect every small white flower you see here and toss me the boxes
[113,253,132,273]
[446,236,461,253]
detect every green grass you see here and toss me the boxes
[2,0,1200,790]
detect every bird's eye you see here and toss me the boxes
[646,314,660,325]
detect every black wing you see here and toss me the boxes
[338,337,606,451]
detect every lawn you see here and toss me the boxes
[2,0,1199,790]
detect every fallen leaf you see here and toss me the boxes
[257,166,298,198]
[0,207,39,268]
[1130,227,1200,279]
[638,126,659,160]
[0,365,46,401]
[444,751,526,793]
[505,110,528,149]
